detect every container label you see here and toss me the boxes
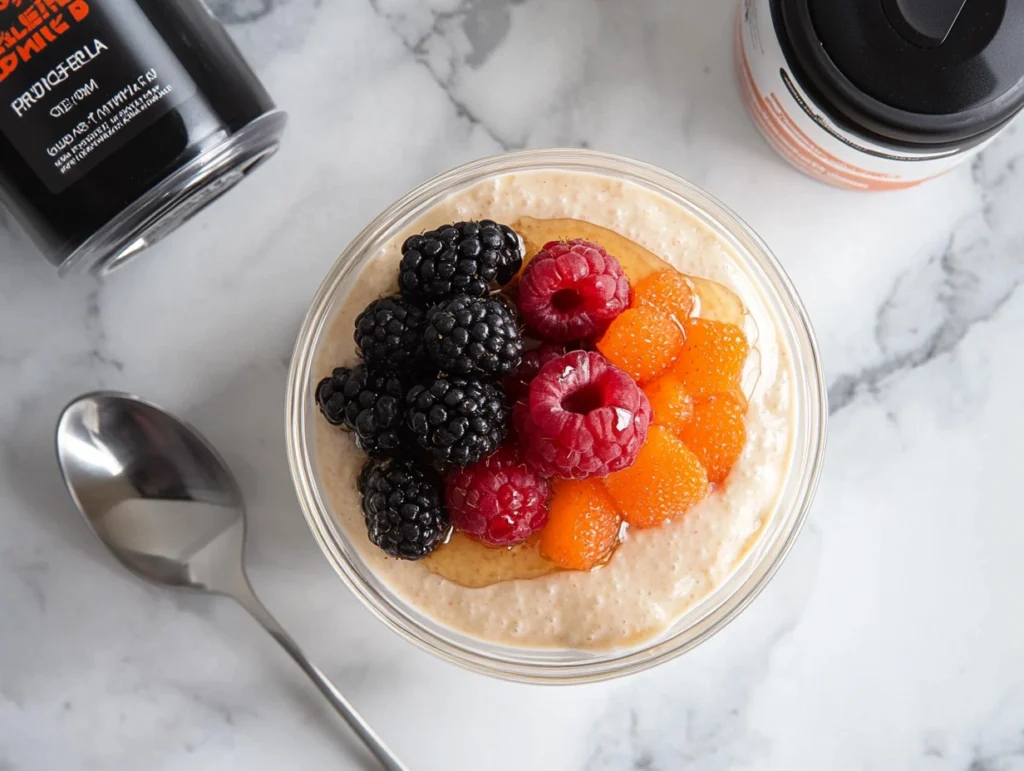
[0,0,196,194]
[736,0,989,190]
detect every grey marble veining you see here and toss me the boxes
[1,1,1023,769]
[829,132,1024,414]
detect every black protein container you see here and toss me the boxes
[0,0,286,273]
[736,0,1024,190]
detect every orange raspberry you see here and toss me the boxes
[596,308,685,384]
[677,391,747,485]
[671,319,749,398]
[642,375,694,436]
[603,426,709,528]
[633,270,695,323]
[539,478,622,570]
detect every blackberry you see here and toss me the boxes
[359,458,450,559]
[315,365,408,459]
[354,295,426,369]
[398,220,523,302]
[424,295,524,377]
[406,376,509,466]
[357,458,374,494]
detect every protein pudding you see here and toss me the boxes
[303,159,807,654]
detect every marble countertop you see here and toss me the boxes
[2,1,1023,769]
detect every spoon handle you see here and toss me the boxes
[231,580,410,771]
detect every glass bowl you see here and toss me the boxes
[285,149,827,684]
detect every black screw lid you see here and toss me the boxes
[775,0,1024,145]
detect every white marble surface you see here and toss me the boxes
[2,0,1023,768]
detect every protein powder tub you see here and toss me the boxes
[0,0,286,274]
[737,0,1024,190]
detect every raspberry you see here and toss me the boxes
[596,307,686,384]
[517,240,630,342]
[642,375,694,436]
[514,217,665,284]
[604,425,709,528]
[539,478,622,571]
[502,342,566,406]
[633,270,695,323]
[671,319,749,398]
[445,446,552,547]
[518,350,651,479]
[678,391,747,485]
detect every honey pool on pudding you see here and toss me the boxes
[313,169,794,650]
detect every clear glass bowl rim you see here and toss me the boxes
[286,148,828,684]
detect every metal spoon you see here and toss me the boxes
[55,391,408,771]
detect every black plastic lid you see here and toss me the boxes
[774,0,1024,145]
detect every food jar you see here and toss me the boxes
[0,0,286,274]
[737,0,1024,190]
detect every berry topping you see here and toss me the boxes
[424,295,524,377]
[406,376,509,466]
[642,375,695,437]
[671,319,750,398]
[596,306,685,384]
[517,350,651,479]
[315,366,409,459]
[539,478,622,571]
[633,270,695,322]
[604,425,709,528]
[502,342,566,406]
[399,220,523,302]
[678,391,747,485]
[445,446,552,547]
[354,295,426,370]
[517,239,630,342]
[359,458,450,559]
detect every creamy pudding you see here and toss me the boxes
[312,168,794,650]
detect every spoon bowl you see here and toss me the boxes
[57,393,246,593]
[56,391,407,771]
